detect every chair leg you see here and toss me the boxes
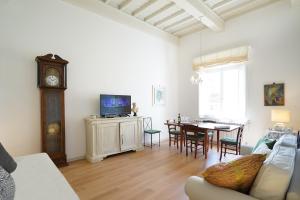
[219,143,223,161]
[224,144,227,157]
[159,133,160,147]
[144,132,146,146]
[210,135,213,149]
[169,134,171,147]
[236,145,238,155]
[176,135,178,149]
[195,140,198,159]
[151,134,152,148]
[190,141,193,152]
[186,139,188,157]
[202,142,205,155]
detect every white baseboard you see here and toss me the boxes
[67,155,85,162]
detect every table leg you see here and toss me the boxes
[205,129,208,159]
[217,130,220,152]
[180,127,184,153]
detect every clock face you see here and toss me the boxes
[46,75,59,86]
[45,68,60,87]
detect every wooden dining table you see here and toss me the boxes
[164,121,240,159]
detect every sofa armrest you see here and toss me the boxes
[240,145,253,155]
[185,176,258,200]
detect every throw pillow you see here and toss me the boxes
[252,136,276,152]
[0,166,15,200]
[202,154,266,194]
[0,143,17,173]
[252,143,272,157]
[265,139,276,150]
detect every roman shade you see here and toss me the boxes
[193,46,249,71]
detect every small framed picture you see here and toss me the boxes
[264,83,285,106]
[152,85,166,106]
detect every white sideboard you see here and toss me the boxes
[85,116,144,163]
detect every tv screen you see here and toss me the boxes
[100,94,131,117]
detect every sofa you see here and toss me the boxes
[185,134,300,200]
[11,153,79,200]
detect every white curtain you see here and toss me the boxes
[193,46,249,71]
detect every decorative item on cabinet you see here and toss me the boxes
[131,102,139,116]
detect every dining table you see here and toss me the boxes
[164,121,241,159]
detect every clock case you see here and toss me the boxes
[36,54,68,167]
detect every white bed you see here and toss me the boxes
[11,153,79,200]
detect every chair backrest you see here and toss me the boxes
[236,125,245,144]
[182,124,206,136]
[143,117,152,131]
[166,119,176,132]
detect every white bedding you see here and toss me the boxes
[11,153,79,200]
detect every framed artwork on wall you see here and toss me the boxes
[152,85,166,106]
[264,83,285,106]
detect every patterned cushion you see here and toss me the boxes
[202,154,266,194]
[0,166,15,200]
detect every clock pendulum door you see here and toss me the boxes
[41,89,66,166]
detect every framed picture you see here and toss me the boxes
[264,83,285,106]
[152,85,166,106]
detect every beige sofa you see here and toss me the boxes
[12,153,79,200]
[185,134,300,200]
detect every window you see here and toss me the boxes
[199,63,246,122]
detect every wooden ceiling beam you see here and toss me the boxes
[144,2,175,21]
[163,16,193,31]
[211,0,235,10]
[171,21,200,34]
[132,0,157,16]
[154,10,185,26]
[119,0,133,10]
[170,0,224,31]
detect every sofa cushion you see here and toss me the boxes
[286,149,300,200]
[274,134,297,149]
[202,154,266,194]
[250,145,296,200]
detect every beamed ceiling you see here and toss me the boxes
[69,0,282,37]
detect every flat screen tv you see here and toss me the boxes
[100,94,131,117]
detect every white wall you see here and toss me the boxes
[0,0,179,159]
[178,0,300,145]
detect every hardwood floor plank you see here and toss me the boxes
[61,141,231,200]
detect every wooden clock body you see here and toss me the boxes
[36,54,68,167]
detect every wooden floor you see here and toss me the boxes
[61,141,233,200]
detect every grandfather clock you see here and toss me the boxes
[36,54,68,167]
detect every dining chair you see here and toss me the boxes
[166,119,181,149]
[182,124,206,159]
[143,117,161,148]
[219,125,244,161]
[202,120,216,149]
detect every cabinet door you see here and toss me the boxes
[120,121,137,151]
[99,122,120,155]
